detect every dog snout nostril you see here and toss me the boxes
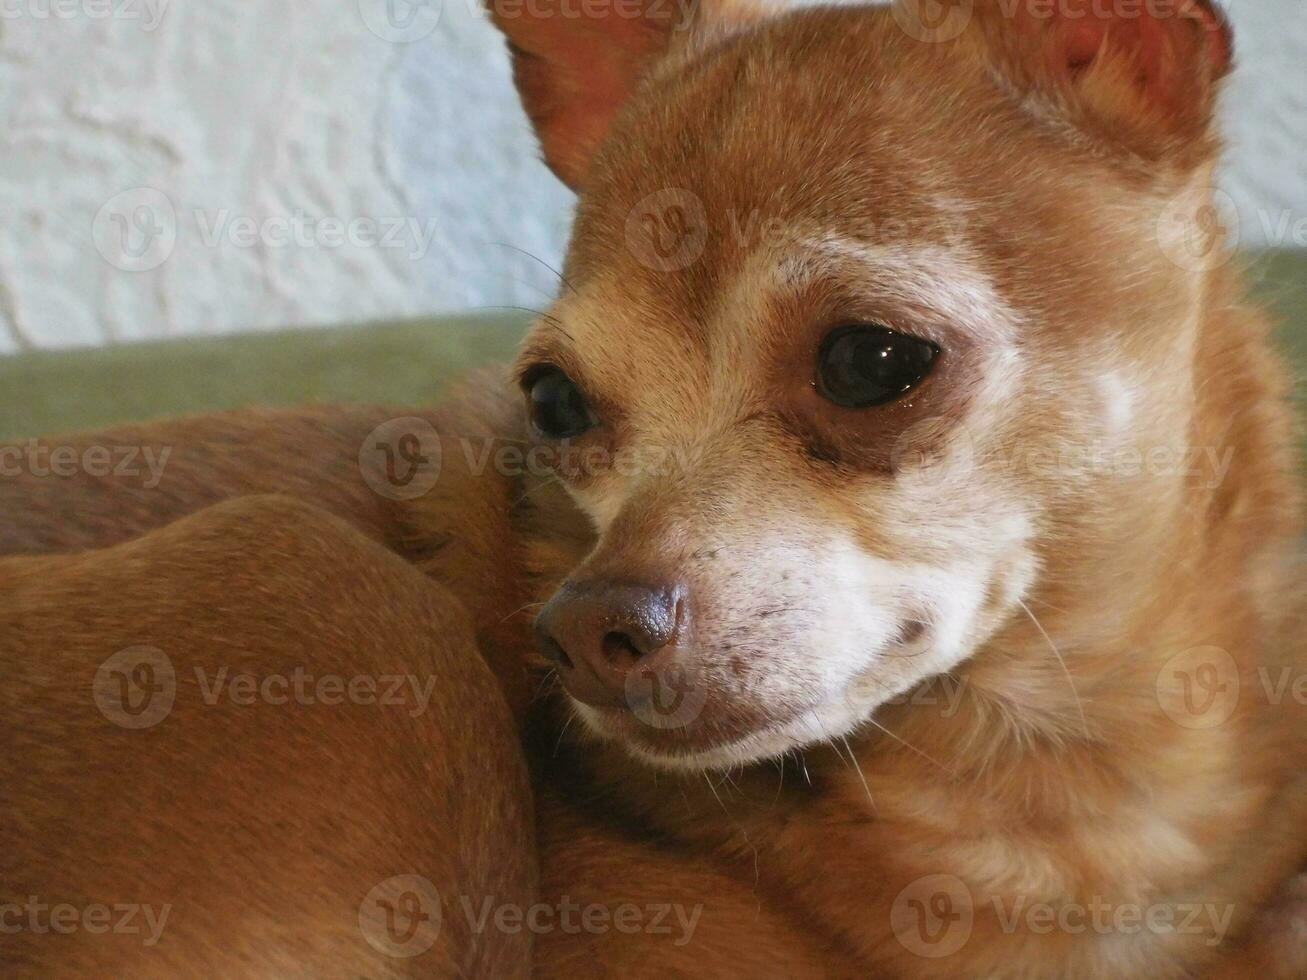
[533,580,687,708]
[601,630,645,667]
[535,625,574,670]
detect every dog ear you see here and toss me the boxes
[967,0,1233,161]
[487,0,691,190]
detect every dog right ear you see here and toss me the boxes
[961,0,1234,163]
[487,0,763,190]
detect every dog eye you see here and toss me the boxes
[527,367,597,439]
[816,324,940,409]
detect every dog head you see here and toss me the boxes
[490,0,1235,768]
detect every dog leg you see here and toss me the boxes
[0,494,536,978]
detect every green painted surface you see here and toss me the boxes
[0,311,530,440]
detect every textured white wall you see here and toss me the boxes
[0,0,1302,353]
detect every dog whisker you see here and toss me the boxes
[1017,598,1091,742]
[838,734,877,814]
[496,273,565,304]
[860,715,956,779]
[531,667,559,704]
[485,241,578,296]
[501,600,546,624]
[512,474,567,508]
[702,770,730,814]
[471,305,574,342]
[553,710,577,758]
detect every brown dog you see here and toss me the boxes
[4,0,1306,977]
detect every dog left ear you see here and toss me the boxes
[488,1,671,190]
[971,0,1233,161]
[489,0,773,190]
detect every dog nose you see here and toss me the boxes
[534,580,683,707]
